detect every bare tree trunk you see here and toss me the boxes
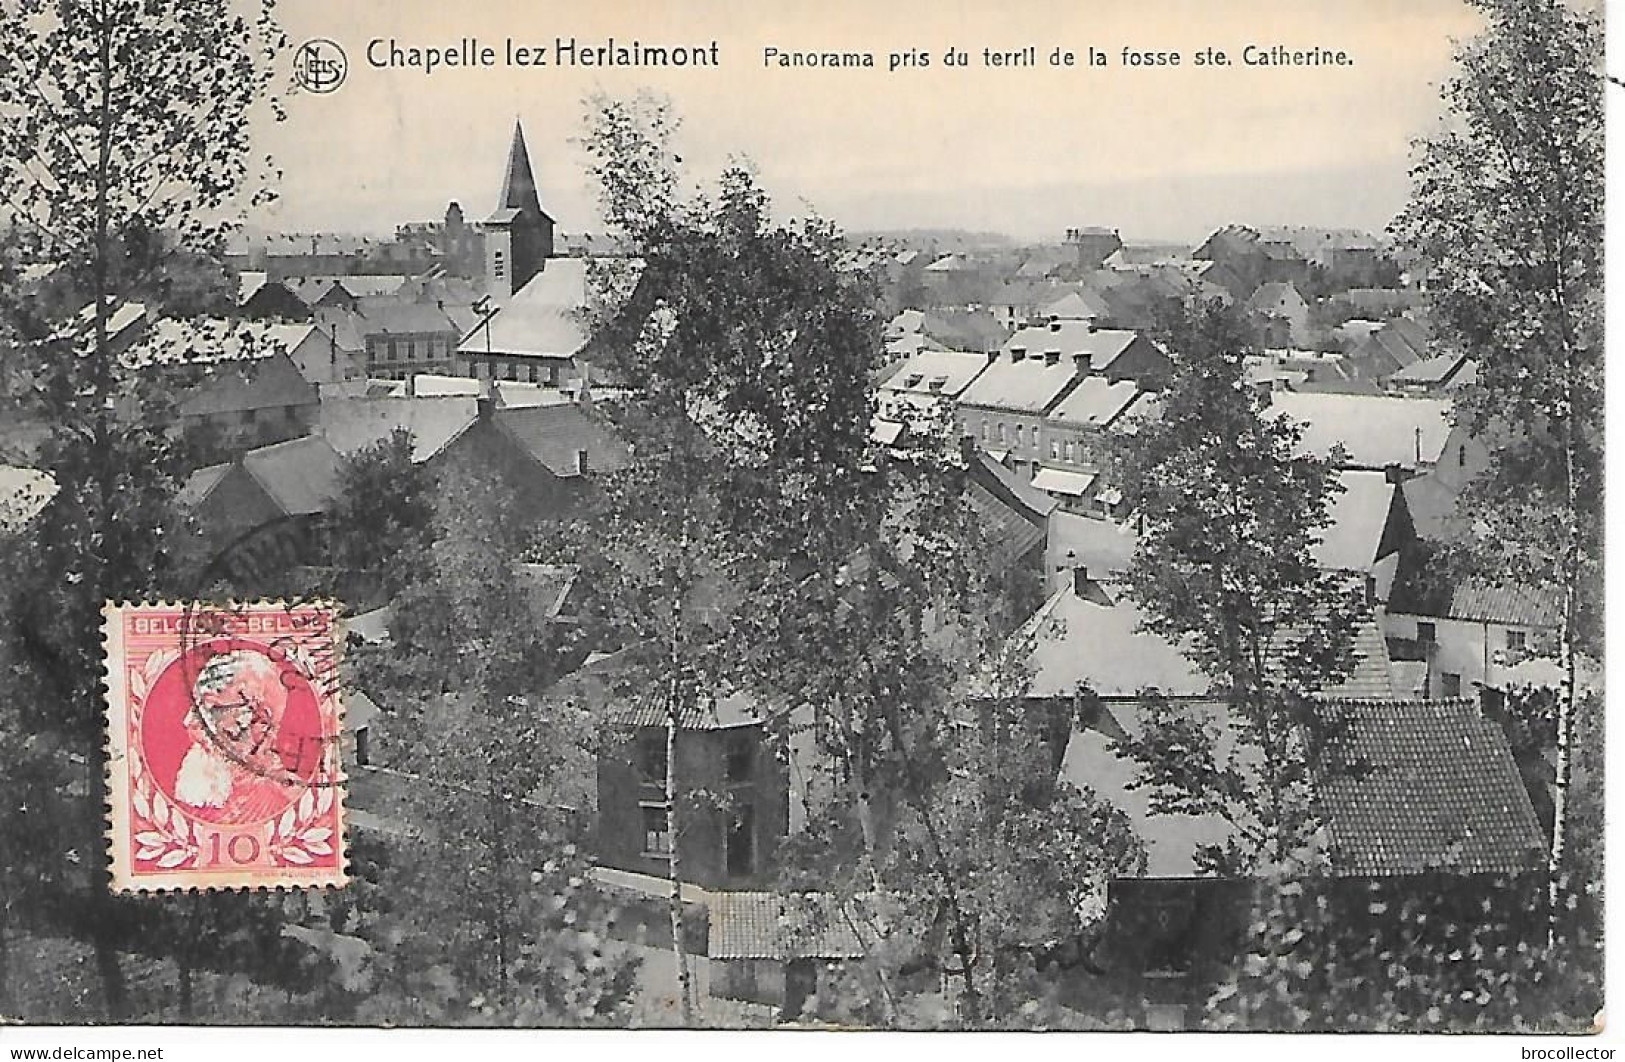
[663,709,696,1024]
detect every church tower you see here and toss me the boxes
[482,121,555,297]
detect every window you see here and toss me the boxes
[547,364,561,386]
[1416,621,1436,645]
[1064,441,1075,463]
[640,804,672,857]
[1049,439,1059,460]
[1442,672,1462,697]
[366,344,378,367]
[528,364,539,384]
[493,250,506,281]
[997,423,1006,444]
[981,419,990,442]
[387,340,398,361]
[355,726,371,768]
[408,340,417,362]
[240,408,257,426]
[1507,629,1527,651]
[725,732,754,784]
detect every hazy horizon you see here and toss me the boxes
[248,0,1482,246]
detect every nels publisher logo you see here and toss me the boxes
[294,38,347,94]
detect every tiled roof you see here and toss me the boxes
[493,404,631,477]
[176,462,231,510]
[179,349,319,415]
[1390,353,1468,385]
[958,352,1081,415]
[355,297,459,336]
[1315,698,1544,877]
[1447,578,1562,628]
[1014,587,1393,702]
[605,689,764,731]
[707,892,867,960]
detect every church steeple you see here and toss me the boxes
[496,120,548,221]
[482,119,554,296]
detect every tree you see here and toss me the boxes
[0,0,283,1017]
[1112,298,1363,874]
[1389,0,1601,940]
[325,427,436,604]
[571,91,884,1025]
[341,459,634,1023]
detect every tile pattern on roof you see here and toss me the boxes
[707,892,867,960]
[1315,698,1543,877]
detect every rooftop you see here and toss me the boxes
[1269,391,1453,470]
[1316,698,1544,877]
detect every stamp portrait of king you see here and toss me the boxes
[104,602,348,892]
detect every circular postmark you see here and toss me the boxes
[293,38,348,94]
[171,602,346,804]
[143,637,327,826]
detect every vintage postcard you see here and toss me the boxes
[0,0,1605,1046]
[102,602,347,893]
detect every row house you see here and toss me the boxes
[956,322,1166,509]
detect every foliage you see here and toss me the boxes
[1390,0,1602,938]
[1112,297,1362,873]
[325,427,436,603]
[0,0,284,1018]
[339,460,634,1023]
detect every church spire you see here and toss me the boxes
[497,120,547,220]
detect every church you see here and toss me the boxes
[452,121,606,391]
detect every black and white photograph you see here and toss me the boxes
[0,0,1608,1049]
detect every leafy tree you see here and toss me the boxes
[572,91,881,1025]
[1389,0,1601,936]
[0,0,283,1017]
[342,459,633,1023]
[1112,298,1362,874]
[325,427,436,604]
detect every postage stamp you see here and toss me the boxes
[102,600,348,892]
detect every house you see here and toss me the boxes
[453,258,602,387]
[1064,227,1124,272]
[1034,378,1150,513]
[237,275,312,322]
[338,297,464,379]
[1244,282,1310,347]
[179,348,322,450]
[435,401,632,526]
[1315,468,1418,605]
[1383,578,1562,699]
[707,891,867,1016]
[177,434,340,585]
[1268,391,1453,472]
[588,675,789,891]
[1388,353,1474,395]
[955,322,1162,493]
[1344,317,1431,380]
[873,348,991,444]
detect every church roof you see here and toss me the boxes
[491,121,553,225]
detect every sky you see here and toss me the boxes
[251,0,1483,245]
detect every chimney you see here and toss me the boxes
[1071,565,1090,598]
[1044,350,1060,367]
[1384,462,1409,485]
[576,448,589,475]
[1049,320,1062,333]
[1010,347,1027,363]
[477,373,496,418]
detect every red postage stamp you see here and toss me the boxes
[102,601,348,892]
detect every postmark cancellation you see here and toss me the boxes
[102,600,348,892]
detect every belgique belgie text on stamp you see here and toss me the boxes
[103,601,348,892]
